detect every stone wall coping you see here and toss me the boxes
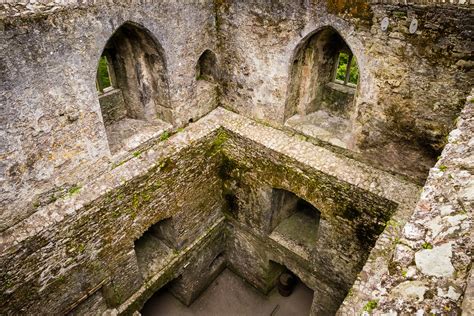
[0,107,420,254]
[1,0,472,20]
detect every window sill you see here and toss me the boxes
[98,87,121,97]
[327,82,356,94]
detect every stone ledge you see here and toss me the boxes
[1,107,419,253]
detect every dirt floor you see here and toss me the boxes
[141,268,314,316]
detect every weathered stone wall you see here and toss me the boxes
[217,0,473,182]
[220,129,402,314]
[167,228,227,306]
[2,0,471,229]
[321,83,356,117]
[0,124,225,314]
[0,0,219,231]
[98,89,127,125]
[0,108,424,315]
[339,90,473,315]
[0,1,472,315]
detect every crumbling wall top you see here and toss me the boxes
[1,0,472,20]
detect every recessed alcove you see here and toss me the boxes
[285,27,360,149]
[196,50,218,82]
[269,189,321,259]
[134,218,177,280]
[96,22,173,154]
[191,49,220,123]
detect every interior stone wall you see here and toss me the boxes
[220,130,399,314]
[321,83,356,118]
[1,104,470,315]
[285,26,354,118]
[0,0,219,231]
[102,22,172,123]
[0,128,224,314]
[2,0,470,231]
[217,0,473,183]
[339,90,473,315]
[0,1,472,315]
[98,89,127,126]
[167,229,227,306]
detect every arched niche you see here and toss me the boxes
[190,49,220,124]
[196,49,218,82]
[284,27,360,148]
[96,22,172,154]
[269,189,321,251]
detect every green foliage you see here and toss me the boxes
[68,184,81,196]
[349,57,359,84]
[363,300,378,313]
[335,52,359,85]
[422,242,433,249]
[335,53,348,81]
[160,131,170,141]
[97,56,111,90]
[439,165,448,172]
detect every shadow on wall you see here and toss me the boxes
[196,49,219,82]
[95,21,172,154]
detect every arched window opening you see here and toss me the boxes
[96,22,172,154]
[134,218,178,281]
[285,27,360,149]
[196,50,218,82]
[269,189,321,256]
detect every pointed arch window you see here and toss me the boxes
[96,22,172,154]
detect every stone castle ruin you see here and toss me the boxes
[0,0,472,315]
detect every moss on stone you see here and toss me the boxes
[422,242,433,250]
[355,221,386,248]
[223,192,238,219]
[157,157,175,173]
[205,130,229,157]
[67,185,81,196]
[111,159,128,170]
[341,203,361,220]
[133,150,142,158]
[326,0,373,23]
[363,299,378,313]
